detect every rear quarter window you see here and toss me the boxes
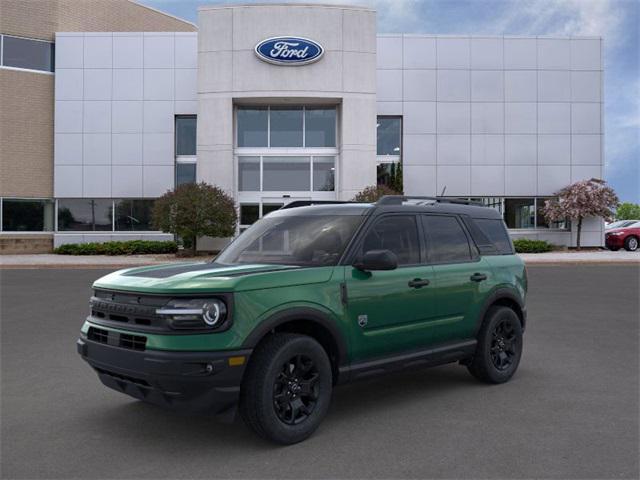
[473,218,514,255]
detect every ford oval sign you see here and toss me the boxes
[255,37,324,66]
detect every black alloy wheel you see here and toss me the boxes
[273,355,320,425]
[490,319,517,371]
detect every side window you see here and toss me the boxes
[474,218,513,254]
[360,215,420,266]
[423,215,472,263]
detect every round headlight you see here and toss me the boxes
[203,300,227,327]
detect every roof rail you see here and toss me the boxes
[376,195,481,206]
[280,200,358,210]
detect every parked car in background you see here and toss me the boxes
[605,222,640,251]
[605,220,639,230]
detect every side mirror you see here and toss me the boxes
[353,249,398,271]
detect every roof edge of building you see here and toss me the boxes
[129,0,198,30]
[198,2,375,12]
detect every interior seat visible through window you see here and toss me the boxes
[360,216,420,265]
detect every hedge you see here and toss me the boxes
[54,240,178,256]
[513,238,554,254]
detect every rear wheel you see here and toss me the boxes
[467,306,523,384]
[624,236,638,251]
[239,333,332,444]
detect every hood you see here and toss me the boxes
[92,262,335,294]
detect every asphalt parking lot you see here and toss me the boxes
[1,266,638,479]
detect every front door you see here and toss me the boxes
[344,214,437,361]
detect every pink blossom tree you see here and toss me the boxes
[543,178,619,250]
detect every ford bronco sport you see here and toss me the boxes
[77,196,527,444]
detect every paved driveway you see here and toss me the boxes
[1,266,638,479]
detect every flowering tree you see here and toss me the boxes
[543,178,619,250]
[152,182,237,256]
[351,184,402,203]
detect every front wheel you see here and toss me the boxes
[467,306,523,384]
[624,236,638,251]
[239,333,332,444]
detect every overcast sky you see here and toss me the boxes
[140,0,639,203]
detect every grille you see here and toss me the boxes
[87,326,147,351]
[94,367,150,387]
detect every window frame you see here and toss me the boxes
[0,34,55,75]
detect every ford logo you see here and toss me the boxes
[255,36,324,66]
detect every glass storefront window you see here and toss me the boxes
[262,204,283,216]
[176,163,196,186]
[263,156,310,191]
[504,198,535,229]
[114,199,155,231]
[2,35,54,72]
[313,157,335,191]
[377,117,401,156]
[270,107,303,147]
[305,108,336,147]
[471,197,503,214]
[57,199,112,231]
[238,156,260,191]
[175,116,196,156]
[237,107,268,147]
[1,199,53,231]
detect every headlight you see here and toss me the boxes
[156,298,228,330]
[609,231,624,236]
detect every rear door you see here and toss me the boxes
[344,214,437,361]
[421,214,492,342]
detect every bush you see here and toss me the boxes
[513,239,554,254]
[351,184,402,203]
[54,240,178,256]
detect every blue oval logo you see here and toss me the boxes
[255,37,324,66]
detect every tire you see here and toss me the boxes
[239,333,333,444]
[624,236,639,252]
[467,306,523,384]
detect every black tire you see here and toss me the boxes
[624,236,639,252]
[467,306,523,384]
[239,333,332,444]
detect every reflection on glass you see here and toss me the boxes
[377,117,401,156]
[313,157,335,191]
[2,199,54,231]
[238,156,260,191]
[2,36,54,72]
[305,108,336,147]
[263,156,310,191]
[270,107,303,147]
[57,199,112,231]
[114,199,155,231]
[237,107,268,147]
[504,198,535,229]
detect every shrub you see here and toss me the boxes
[513,239,554,254]
[351,184,402,203]
[54,240,178,256]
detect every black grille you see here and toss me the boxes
[94,367,150,387]
[87,326,147,351]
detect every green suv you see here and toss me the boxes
[77,196,527,444]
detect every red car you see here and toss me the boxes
[605,221,640,251]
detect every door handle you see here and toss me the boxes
[470,273,487,282]
[408,278,430,288]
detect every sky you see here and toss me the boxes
[140,0,639,203]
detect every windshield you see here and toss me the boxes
[607,220,636,229]
[216,215,364,267]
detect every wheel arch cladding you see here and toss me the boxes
[477,289,526,333]
[242,307,348,384]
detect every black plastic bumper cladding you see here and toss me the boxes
[77,336,251,415]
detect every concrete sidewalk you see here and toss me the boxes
[1,250,639,268]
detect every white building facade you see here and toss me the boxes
[51,3,604,248]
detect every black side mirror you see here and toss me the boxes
[353,249,398,271]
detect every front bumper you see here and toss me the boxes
[77,335,251,416]
[605,235,624,248]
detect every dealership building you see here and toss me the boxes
[0,1,605,252]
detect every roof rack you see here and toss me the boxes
[280,200,359,210]
[376,195,481,206]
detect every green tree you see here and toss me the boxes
[152,182,237,256]
[351,184,402,203]
[543,178,619,250]
[616,202,640,220]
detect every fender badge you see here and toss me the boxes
[358,315,368,328]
